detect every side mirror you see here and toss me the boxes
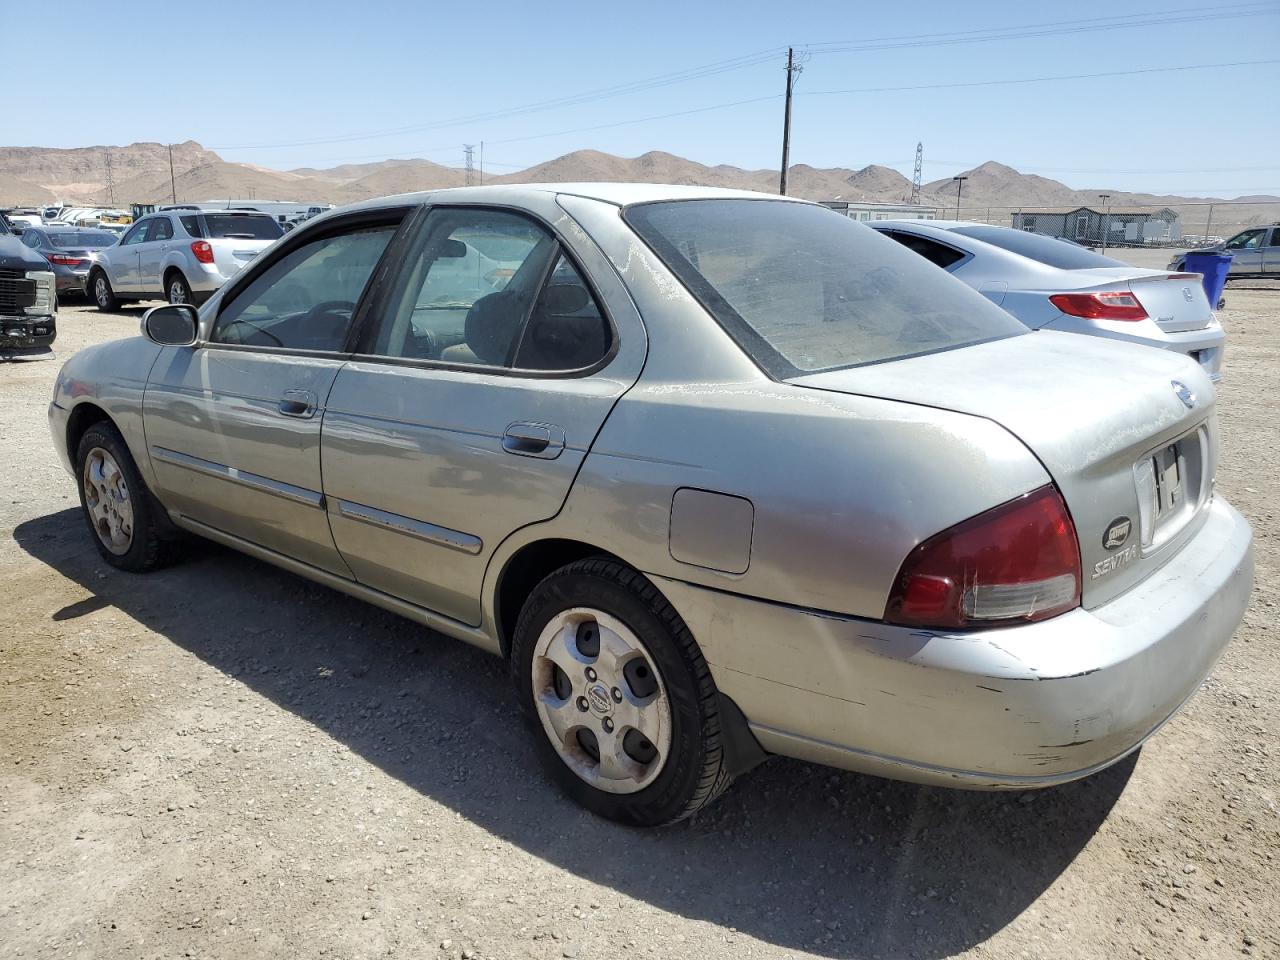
[141,303,199,346]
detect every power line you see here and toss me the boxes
[210,3,1276,154]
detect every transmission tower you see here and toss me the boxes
[463,144,476,186]
[103,147,117,206]
[910,142,923,205]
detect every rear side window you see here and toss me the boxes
[179,215,204,238]
[203,214,283,240]
[624,199,1025,376]
[882,230,967,269]
[947,225,1122,269]
[147,218,174,242]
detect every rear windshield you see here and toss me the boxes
[202,214,283,241]
[50,231,117,247]
[947,225,1124,269]
[624,199,1026,376]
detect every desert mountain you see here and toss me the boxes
[2,141,1275,233]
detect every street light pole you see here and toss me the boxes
[951,176,968,219]
[1099,193,1111,253]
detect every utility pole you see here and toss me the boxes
[779,47,799,195]
[1099,193,1112,253]
[463,144,476,186]
[1204,203,1215,243]
[479,141,484,185]
[910,142,923,205]
[168,144,178,204]
[103,148,116,207]
[951,175,967,219]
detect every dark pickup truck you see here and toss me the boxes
[0,214,57,356]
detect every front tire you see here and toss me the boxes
[76,422,179,572]
[90,270,118,312]
[511,558,732,826]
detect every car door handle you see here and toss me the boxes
[502,422,565,459]
[277,389,317,419]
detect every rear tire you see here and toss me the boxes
[511,557,732,826]
[165,271,193,305]
[90,270,118,312]
[75,421,179,572]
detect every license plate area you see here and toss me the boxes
[1133,427,1208,552]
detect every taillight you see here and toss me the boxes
[191,240,214,264]
[45,254,86,266]
[885,485,1081,630]
[1048,291,1148,322]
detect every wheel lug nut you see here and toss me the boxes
[576,697,589,712]
[585,668,597,682]
[611,687,622,703]
[602,717,614,733]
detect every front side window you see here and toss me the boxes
[211,223,397,352]
[368,208,610,371]
[120,221,148,245]
[625,199,1025,376]
[1226,229,1265,250]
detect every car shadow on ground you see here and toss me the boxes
[15,508,1134,960]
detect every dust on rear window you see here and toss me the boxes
[624,199,1026,376]
[203,214,283,241]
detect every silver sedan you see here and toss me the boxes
[48,185,1253,826]
[872,220,1226,381]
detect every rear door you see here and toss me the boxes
[320,201,646,625]
[1265,227,1280,274]
[137,215,175,294]
[144,208,411,573]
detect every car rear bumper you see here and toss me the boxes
[653,495,1253,789]
[1042,314,1226,380]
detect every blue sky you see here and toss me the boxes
[9,0,1279,196]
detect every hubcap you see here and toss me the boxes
[82,447,133,555]
[168,280,187,304]
[95,277,108,306]
[531,608,671,794]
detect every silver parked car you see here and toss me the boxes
[1169,223,1280,278]
[872,220,1226,380]
[49,185,1253,826]
[87,209,283,310]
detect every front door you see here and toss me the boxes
[320,203,646,625]
[1223,228,1266,274]
[143,210,409,574]
[137,215,175,295]
[109,219,149,292]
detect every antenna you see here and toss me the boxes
[463,144,476,186]
[103,148,117,206]
[910,142,923,205]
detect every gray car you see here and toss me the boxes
[18,225,120,298]
[48,185,1253,826]
[872,220,1227,380]
[1169,223,1280,278]
[87,209,283,310]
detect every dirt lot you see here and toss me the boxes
[2,284,1277,960]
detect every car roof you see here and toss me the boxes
[336,182,812,213]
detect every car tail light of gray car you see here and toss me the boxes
[45,253,89,267]
[885,484,1081,629]
[190,240,215,264]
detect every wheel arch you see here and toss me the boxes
[493,537,626,659]
[65,401,113,463]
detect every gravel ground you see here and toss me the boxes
[1,288,1277,960]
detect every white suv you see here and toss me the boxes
[88,209,283,310]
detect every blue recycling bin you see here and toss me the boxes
[1183,251,1232,308]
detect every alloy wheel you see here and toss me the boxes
[82,446,134,555]
[531,608,671,794]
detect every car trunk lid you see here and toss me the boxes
[1125,271,1214,332]
[790,330,1217,609]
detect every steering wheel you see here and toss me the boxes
[304,300,357,323]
